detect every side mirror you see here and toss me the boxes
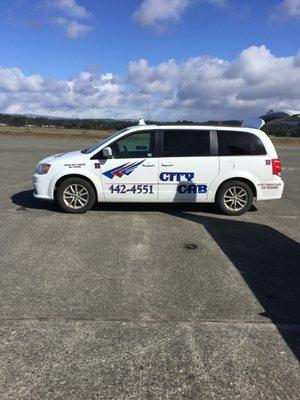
[103,147,113,159]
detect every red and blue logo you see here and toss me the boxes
[103,159,145,179]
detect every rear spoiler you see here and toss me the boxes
[242,110,300,129]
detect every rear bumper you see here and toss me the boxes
[256,180,284,201]
[32,174,54,200]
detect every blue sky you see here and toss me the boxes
[0,0,300,120]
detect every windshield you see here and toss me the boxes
[81,128,131,154]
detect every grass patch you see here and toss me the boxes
[0,126,113,140]
[1,126,300,146]
[269,136,300,146]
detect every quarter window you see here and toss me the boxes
[218,131,266,156]
[163,130,211,157]
[111,131,155,159]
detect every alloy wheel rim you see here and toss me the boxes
[63,184,89,209]
[223,186,248,212]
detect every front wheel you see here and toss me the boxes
[56,177,96,213]
[216,180,253,216]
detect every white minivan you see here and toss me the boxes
[33,110,296,216]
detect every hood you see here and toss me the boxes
[39,150,84,164]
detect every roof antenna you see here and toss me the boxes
[138,118,146,126]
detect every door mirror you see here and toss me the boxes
[103,147,113,159]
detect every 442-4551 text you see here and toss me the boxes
[109,184,154,194]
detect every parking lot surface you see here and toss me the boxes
[0,135,299,399]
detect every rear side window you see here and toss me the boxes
[163,130,210,157]
[218,131,266,156]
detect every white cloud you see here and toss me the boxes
[47,0,94,38]
[132,0,190,28]
[0,67,126,118]
[272,0,300,20]
[132,0,228,29]
[207,0,227,6]
[54,17,93,38]
[1,46,300,120]
[0,67,44,92]
[49,0,93,19]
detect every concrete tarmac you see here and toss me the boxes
[0,135,299,399]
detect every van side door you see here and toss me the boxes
[158,129,219,202]
[95,130,159,202]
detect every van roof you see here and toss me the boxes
[125,124,263,136]
[126,124,257,130]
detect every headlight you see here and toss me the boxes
[35,163,51,175]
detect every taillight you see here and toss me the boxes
[272,159,281,176]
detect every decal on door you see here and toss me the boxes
[159,171,207,194]
[160,172,194,182]
[109,184,154,194]
[177,184,207,194]
[103,159,146,179]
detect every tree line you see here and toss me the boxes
[0,114,136,130]
[1,113,298,136]
[0,113,242,130]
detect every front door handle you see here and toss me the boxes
[161,162,174,167]
[142,163,155,167]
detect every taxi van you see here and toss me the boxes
[32,110,297,215]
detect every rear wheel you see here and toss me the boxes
[216,180,253,216]
[56,177,96,213]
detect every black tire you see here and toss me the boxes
[216,180,253,216]
[56,177,96,214]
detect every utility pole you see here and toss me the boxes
[147,101,150,123]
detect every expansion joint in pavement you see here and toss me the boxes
[1,317,300,327]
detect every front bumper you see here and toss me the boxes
[32,174,54,200]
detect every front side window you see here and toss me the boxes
[111,131,155,159]
[82,128,130,154]
[218,131,266,156]
[163,130,210,157]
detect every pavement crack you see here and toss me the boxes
[0,317,300,327]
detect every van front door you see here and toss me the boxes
[158,129,219,202]
[99,130,159,202]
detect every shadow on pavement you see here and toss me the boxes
[10,190,258,214]
[11,190,60,212]
[166,211,300,360]
[9,189,220,214]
